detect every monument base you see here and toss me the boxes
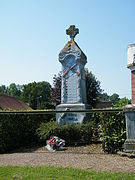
[124,105,135,152]
[124,140,135,152]
[56,103,91,124]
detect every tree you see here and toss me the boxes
[0,85,7,94]
[85,69,103,106]
[52,69,103,107]
[110,93,120,105]
[113,97,131,108]
[21,81,53,109]
[99,92,110,101]
[7,83,22,97]
[52,72,62,106]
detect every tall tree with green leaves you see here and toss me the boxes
[85,69,103,106]
[110,93,120,105]
[21,81,53,109]
[7,83,22,97]
[0,85,7,94]
[99,92,110,101]
[113,97,131,108]
[52,72,62,106]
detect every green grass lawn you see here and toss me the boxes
[0,166,135,180]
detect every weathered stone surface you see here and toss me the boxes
[59,38,87,105]
[124,140,135,153]
[56,26,89,124]
[124,105,135,152]
[56,103,90,124]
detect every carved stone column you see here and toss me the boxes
[56,25,90,124]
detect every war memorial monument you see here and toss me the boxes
[56,25,90,124]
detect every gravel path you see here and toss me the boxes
[1,144,135,172]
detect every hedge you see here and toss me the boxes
[0,113,54,153]
[100,112,126,153]
[0,110,126,153]
[37,112,126,153]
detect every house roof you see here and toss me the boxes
[0,94,32,110]
[94,100,112,109]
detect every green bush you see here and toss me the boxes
[0,113,54,153]
[90,112,101,141]
[36,111,126,152]
[37,121,94,145]
[36,121,61,140]
[0,110,126,154]
[100,112,126,153]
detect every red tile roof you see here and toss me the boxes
[0,94,32,110]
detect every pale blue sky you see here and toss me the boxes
[0,0,135,98]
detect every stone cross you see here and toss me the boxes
[66,25,79,41]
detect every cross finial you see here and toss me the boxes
[66,25,79,41]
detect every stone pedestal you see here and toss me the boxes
[124,105,135,152]
[56,103,90,124]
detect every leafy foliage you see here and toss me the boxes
[0,113,54,153]
[0,85,7,94]
[52,72,62,106]
[113,97,131,108]
[7,83,22,97]
[37,111,126,152]
[21,81,53,109]
[101,112,126,153]
[85,69,103,106]
[99,92,110,101]
[0,83,22,97]
[0,110,126,153]
[110,93,120,105]
[37,121,94,145]
[99,93,131,108]
[0,82,54,110]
